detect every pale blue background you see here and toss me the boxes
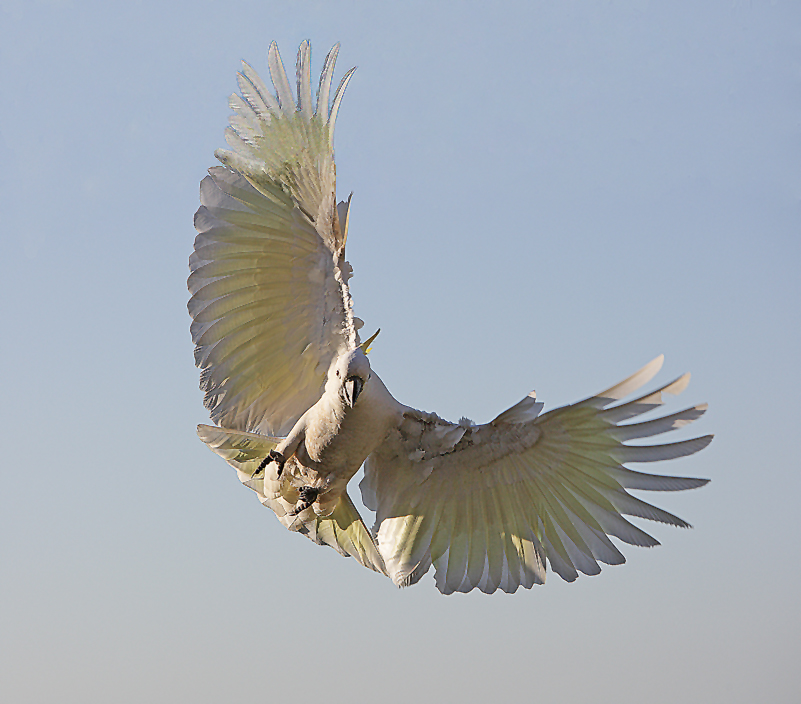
[1,1,799,702]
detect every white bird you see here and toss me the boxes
[190,41,712,594]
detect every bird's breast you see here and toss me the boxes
[296,391,401,483]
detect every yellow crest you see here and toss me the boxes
[358,328,380,355]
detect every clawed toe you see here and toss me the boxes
[289,486,319,516]
[252,449,285,478]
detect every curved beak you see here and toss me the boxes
[344,376,364,408]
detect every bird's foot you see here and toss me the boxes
[252,449,285,478]
[289,486,319,516]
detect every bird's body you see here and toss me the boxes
[190,41,712,593]
[273,352,404,517]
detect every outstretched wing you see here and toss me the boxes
[197,425,387,576]
[361,356,712,594]
[189,41,360,436]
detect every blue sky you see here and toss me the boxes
[1,1,799,702]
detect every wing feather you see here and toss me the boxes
[610,404,708,440]
[296,40,313,119]
[465,493,487,590]
[239,61,279,114]
[267,41,295,113]
[317,44,340,120]
[482,486,506,593]
[443,503,470,593]
[329,68,357,142]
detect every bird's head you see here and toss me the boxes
[330,349,372,408]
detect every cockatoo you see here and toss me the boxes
[189,41,712,594]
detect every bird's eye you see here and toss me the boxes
[336,370,340,377]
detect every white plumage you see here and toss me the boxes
[190,41,712,593]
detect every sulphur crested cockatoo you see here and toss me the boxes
[190,41,712,594]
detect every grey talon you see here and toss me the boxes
[253,449,285,478]
[289,486,319,516]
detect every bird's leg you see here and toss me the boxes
[252,449,285,478]
[251,418,306,480]
[289,486,319,516]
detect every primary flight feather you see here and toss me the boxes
[190,40,712,593]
